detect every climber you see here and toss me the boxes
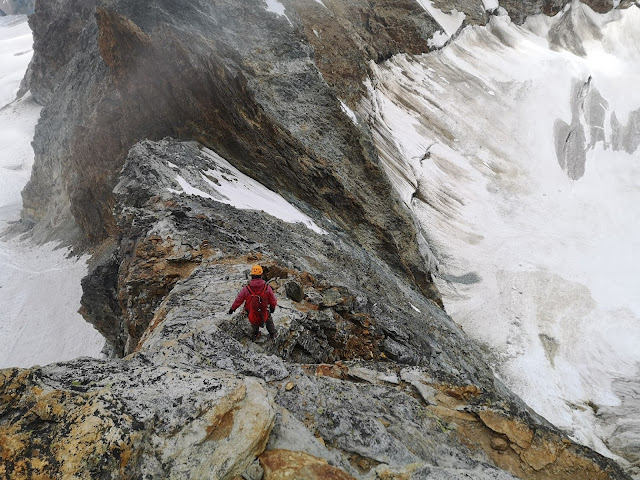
[228,265,278,341]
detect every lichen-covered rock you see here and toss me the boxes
[0,360,276,479]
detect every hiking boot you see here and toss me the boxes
[269,332,277,340]
[251,332,261,342]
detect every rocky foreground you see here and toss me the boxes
[1,139,631,479]
[1,0,636,478]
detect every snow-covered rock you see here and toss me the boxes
[364,1,640,472]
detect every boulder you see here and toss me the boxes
[285,280,304,302]
[0,360,276,479]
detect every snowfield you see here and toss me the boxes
[365,1,640,471]
[167,147,327,235]
[0,16,104,369]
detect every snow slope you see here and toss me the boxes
[0,16,104,369]
[166,146,327,234]
[365,1,640,472]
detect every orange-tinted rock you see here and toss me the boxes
[442,384,482,400]
[0,365,276,480]
[478,409,534,449]
[521,436,559,471]
[315,363,348,379]
[491,437,510,451]
[260,449,357,480]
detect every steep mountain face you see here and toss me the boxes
[499,0,630,22]
[19,0,622,298]
[2,0,636,479]
[21,0,458,305]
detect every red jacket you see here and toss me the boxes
[231,278,277,325]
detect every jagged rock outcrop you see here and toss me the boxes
[0,359,276,479]
[21,0,469,303]
[2,137,628,479]
[259,450,357,480]
[499,0,624,23]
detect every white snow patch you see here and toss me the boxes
[167,148,326,235]
[311,0,326,8]
[0,16,32,108]
[415,0,465,37]
[482,0,500,11]
[264,0,293,25]
[410,304,421,313]
[428,31,450,48]
[0,241,105,368]
[200,148,326,234]
[339,100,358,125]
[173,174,215,199]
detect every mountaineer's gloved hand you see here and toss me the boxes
[228,308,234,314]
[269,306,276,313]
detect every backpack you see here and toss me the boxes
[247,284,268,317]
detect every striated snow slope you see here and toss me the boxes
[364,1,640,473]
[0,16,104,369]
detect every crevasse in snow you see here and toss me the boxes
[364,2,640,469]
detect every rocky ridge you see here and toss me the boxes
[18,0,630,296]
[2,138,631,479]
[1,0,636,479]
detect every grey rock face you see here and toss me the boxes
[554,74,639,181]
[406,464,520,480]
[500,0,616,24]
[553,79,591,180]
[1,357,276,479]
[597,369,640,479]
[71,137,631,479]
[284,280,303,302]
[20,0,454,304]
[275,367,471,468]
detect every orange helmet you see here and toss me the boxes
[250,265,263,276]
